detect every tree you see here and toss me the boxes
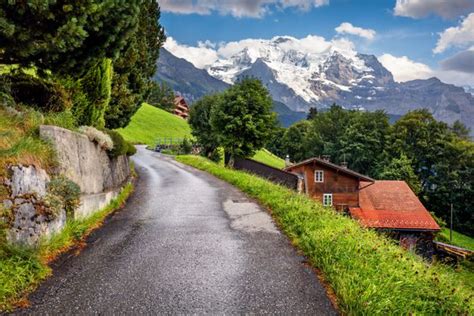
[210,78,276,165]
[105,0,166,128]
[450,120,470,140]
[378,154,422,194]
[78,58,112,128]
[0,1,141,77]
[281,120,314,163]
[189,94,222,161]
[147,81,175,112]
[339,110,389,176]
[307,107,318,120]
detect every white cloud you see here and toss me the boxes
[159,0,329,18]
[394,0,474,19]
[434,13,474,53]
[378,54,434,82]
[379,53,474,86]
[335,22,376,40]
[163,37,218,69]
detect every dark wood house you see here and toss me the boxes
[173,96,189,119]
[285,157,440,254]
[284,157,375,212]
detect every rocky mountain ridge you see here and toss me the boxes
[155,37,474,132]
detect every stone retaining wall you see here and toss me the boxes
[1,125,131,245]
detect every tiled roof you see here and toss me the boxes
[285,157,375,182]
[349,181,440,231]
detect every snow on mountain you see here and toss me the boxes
[157,36,474,133]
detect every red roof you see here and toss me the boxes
[349,181,440,231]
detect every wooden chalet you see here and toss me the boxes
[285,157,440,254]
[173,96,189,119]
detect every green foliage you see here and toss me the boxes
[307,107,318,120]
[378,154,422,194]
[0,1,141,77]
[281,120,313,163]
[105,129,136,158]
[176,155,474,315]
[147,81,175,112]
[179,137,192,155]
[117,103,192,146]
[189,94,221,159]
[210,78,277,164]
[78,58,112,128]
[2,73,71,112]
[46,176,81,217]
[43,110,78,130]
[105,0,166,128]
[272,106,473,236]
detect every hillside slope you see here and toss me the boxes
[118,103,285,169]
[117,103,192,145]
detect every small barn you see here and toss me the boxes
[173,96,189,119]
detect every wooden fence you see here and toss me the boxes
[233,157,300,190]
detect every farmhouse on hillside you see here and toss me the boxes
[285,157,440,253]
[173,96,189,119]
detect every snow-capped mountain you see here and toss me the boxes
[155,36,474,133]
[204,36,474,131]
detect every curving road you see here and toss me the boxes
[17,146,336,315]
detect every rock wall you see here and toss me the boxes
[1,126,131,245]
[39,125,129,194]
[2,165,66,245]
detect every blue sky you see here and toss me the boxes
[158,0,474,86]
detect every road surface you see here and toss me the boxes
[17,147,336,314]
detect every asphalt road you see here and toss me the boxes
[16,147,336,315]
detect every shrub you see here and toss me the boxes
[104,130,136,158]
[2,73,71,112]
[78,126,113,150]
[180,137,192,154]
[105,130,127,158]
[45,176,81,217]
[126,143,137,156]
[43,110,77,130]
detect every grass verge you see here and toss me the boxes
[0,182,134,311]
[437,228,474,251]
[176,155,473,315]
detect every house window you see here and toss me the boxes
[314,170,324,182]
[323,193,333,206]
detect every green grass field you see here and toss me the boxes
[117,103,192,145]
[118,103,285,168]
[175,155,473,315]
[252,148,285,169]
[438,229,474,250]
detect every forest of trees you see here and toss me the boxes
[266,105,473,237]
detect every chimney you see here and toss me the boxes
[285,154,291,167]
[322,155,330,162]
[340,161,348,169]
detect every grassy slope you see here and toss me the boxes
[118,103,284,167]
[252,148,285,169]
[438,229,474,250]
[117,103,192,145]
[176,155,473,315]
